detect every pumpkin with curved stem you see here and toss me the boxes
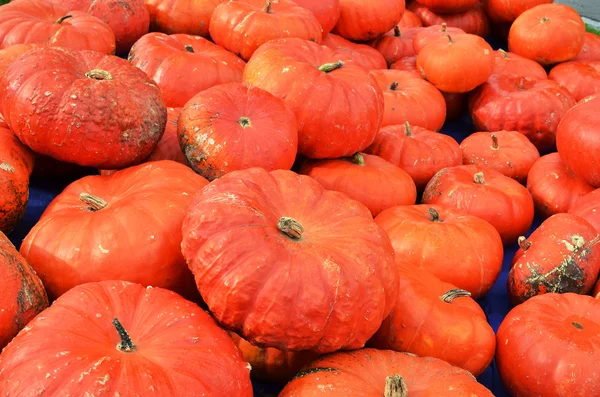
[178,82,297,181]
[299,153,417,217]
[279,349,494,396]
[416,0,478,13]
[374,205,503,298]
[484,0,553,23]
[20,161,208,301]
[398,10,422,28]
[549,61,600,102]
[369,263,496,376]
[145,0,226,36]
[0,231,48,349]
[243,38,384,159]
[0,280,253,396]
[370,69,446,131]
[570,189,600,234]
[332,0,405,42]
[369,26,419,66]
[460,130,540,184]
[423,165,535,244]
[0,0,115,53]
[322,33,387,70]
[573,32,600,62]
[128,33,246,108]
[181,168,397,353]
[508,4,585,65]
[408,2,490,37]
[293,0,340,34]
[412,23,466,54]
[492,49,548,79]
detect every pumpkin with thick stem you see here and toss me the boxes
[369,26,420,66]
[423,165,534,244]
[20,161,208,301]
[299,153,417,216]
[573,32,600,62]
[484,0,553,23]
[145,0,226,36]
[369,263,496,376]
[508,213,600,305]
[491,48,548,79]
[279,348,494,396]
[332,0,405,42]
[0,231,48,349]
[570,189,600,234]
[322,33,387,70]
[548,61,600,102]
[178,82,297,181]
[412,23,465,54]
[398,10,422,28]
[408,1,490,37]
[375,205,503,298]
[293,0,340,34]
[128,33,245,108]
[0,0,115,54]
[0,280,253,396]
[181,168,397,353]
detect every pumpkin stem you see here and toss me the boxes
[352,153,365,166]
[384,375,408,397]
[541,16,549,23]
[55,15,73,24]
[440,288,471,303]
[491,134,499,149]
[389,81,399,91]
[112,318,136,353]
[518,236,531,251]
[238,116,252,128]
[184,44,194,53]
[85,69,113,81]
[473,172,485,184]
[446,34,454,44]
[404,121,413,137]
[428,207,442,222]
[262,0,272,13]
[80,193,108,211]
[441,22,447,33]
[499,48,509,59]
[572,321,584,330]
[318,60,344,73]
[278,217,304,239]
[394,26,401,37]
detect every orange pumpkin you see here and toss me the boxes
[332,0,406,41]
[293,0,340,34]
[369,26,420,66]
[549,61,600,102]
[412,23,466,54]
[573,32,600,62]
[398,9,422,28]
[491,48,548,79]
[145,0,226,36]
[409,1,490,37]
[569,188,600,234]
[484,0,553,23]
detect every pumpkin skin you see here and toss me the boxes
[398,9,422,28]
[573,32,600,62]
[492,48,548,79]
[322,33,387,70]
[556,96,600,187]
[412,23,466,54]
[508,4,585,65]
[0,43,38,114]
[484,0,553,23]
[423,165,535,244]
[408,1,490,37]
[209,0,322,62]
[416,0,479,13]
[469,75,577,153]
[460,130,540,184]
[389,56,420,77]
[374,204,503,298]
[279,348,494,396]
[299,153,417,217]
[369,263,496,376]
[527,153,594,218]
[243,38,384,159]
[370,69,446,131]
[20,161,208,301]
[417,34,495,93]
[0,280,253,396]
[369,26,419,66]
[332,0,406,42]
[0,0,115,54]
[548,61,600,102]
[0,231,48,349]
[569,189,600,234]
[145,0,226,36]
[0,47,167,169]
[365,123,462,191]
[178,82,298,181]
[293,0,340,34]
[181,168,398,353]
[128,33,246,108]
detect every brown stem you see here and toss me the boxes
[80,193,108,211]
[389,81,399,91]
[473,172,485,184]
[278,217,304,239]
[55,15,73,24]
[85,69,113,81]
[394,26,401,37]
[318,60,344,73]
[518,236,531,251]
[428,207,443,222]
[352,153,365,166]
[447,34,454,44]
[184,44,194,53]
[440,289,471,303]
[572,321,584,330]
[262,0,272,13]
[112,318,136,352]
[404,121,412,137]
[541,17,549,23]
[441,22,447,33]
[491,134,499,149]
[384,375,408,397]
[238,117,252,128]
[499,48,509,59]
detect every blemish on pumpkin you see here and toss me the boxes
[0,162,14,172]
[293,367,337,380]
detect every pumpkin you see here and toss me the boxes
[442,92,468,121]
[390,56,420,77]
[145,0,226,36]
[128,33,246,108]
[209,0,322,61]
[508,4,585,65]
[369,26,419,66]
[20,161,208,301]
[279,349,494,396]
[573,32,600,62]
[181,168,398,353]
[411,23,466,54]
[370,69,446,130]
[469,75,577,153]
[374,204,503,298]
[43,0,149,54]
[178,82,298,181]
[556,96,600,187]
[0,280,253,396]
[243,38,384,159]
[460,130,540,184]
[423,165,535,244]
[0,47,167,169]
[484,0,553,23]
[418,0,479,14]
[293,0,340,34]
[548,61,600,102]
[332,0,406,42]
[322,33,387,70]
[299,152,417,216]
[492,48,548,79]
[417,33,494,93]
[569,189,600,234]
[0,43,38,113]
[527,153,594,217]
[365,122,462,191]
[398,9,422,28]
[408,1,490,37]
[369,263,496,376]
[0,0,115,54]
[0,231,48,349]
[230,333,319,383]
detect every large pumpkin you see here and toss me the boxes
[145,0,226,36]
[181,168,398,353]
[569,188,600,234]
[128,33,246,108]
[549,61,600,102]
[484,0,553,23]
[20,161,208,301]
[408,1,490,37]
[573,32,600,62]
[243,38,384,159]
[0,0,115,54]
[0,280,253,396]
[497,293,600,397]
[0,231,48,349]
[322,33,387,70]
[178,82,298,181]
[369,26,419,66]
[0,47,167,169]
[491,48,548,79]
[332,0,405,42]
[293,0,340,34]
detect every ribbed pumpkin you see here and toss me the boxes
[573,32,600,62]
[369,26,419,66]
[412,23,466,54]
[484,0,553,23]
[332,0,406,42]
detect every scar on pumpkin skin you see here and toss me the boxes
[292,367,338,379]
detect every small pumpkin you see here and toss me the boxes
[145,0,226,36]
[484,0,553,23]
[322,33,387,70]
[369,26,420,66]
[408,1,490,37]
[293,0,340,34]
[548,61,600,102]
[412,23,466,54]
[398,9,422,28]
[569,188,600,234]
[332,0,406,42]
[573,32,600,62]
[491,48,548,79]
